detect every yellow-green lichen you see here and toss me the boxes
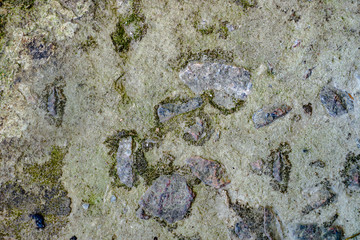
[24,145,67,186]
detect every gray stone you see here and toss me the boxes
[252,104,292,128]
[320,86,354,117]
[157,97,203,123]
[291,224,343,240]
[116,136,135,188]
[138,174,194,223]
[341,153,360,191]
[110,195,117,202]
[82,203,89,210]
[183,116,212,145]
[232,205,284,240]
[179,62,252,111]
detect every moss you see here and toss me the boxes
[111,12,147,54]
[80,36,97,51]
[218,21,229,39]
[234,0,256,9]
[0,0,35,10]
[141,154,179,186]
[113,73,131,104]
[24,146,67,186]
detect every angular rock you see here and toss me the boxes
[303,103,313,116]
[187,156,230,189]
[156,97,203,123]
[116,136,135,188]
[341,153,360,191]
[179,62,252,111]
[138,174,194,223]
[183,116,212,145]
[302,185,336,214]
[320,86,354,117]
[252,104,292,128]
[291,224,343,240]
[232,204,284,240]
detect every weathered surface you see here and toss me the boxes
[156,97,203,122]
[43,84,67,126]
[179,62,251,111]
[116,136,135,188]
[251,143,292,193]
[301,185,336,214]
[341,153,360,191]
[138,174,194,223]
[291,224,343,240]
[252,104,292,128]
[320,86,354,117]
[187,156,230,189]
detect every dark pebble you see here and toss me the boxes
[70,236,77,240]
[29,213,45,229]
[303,103,313,115]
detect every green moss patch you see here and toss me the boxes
[111,13,147,54]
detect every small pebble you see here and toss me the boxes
[110,195,117,202]
[303,103,313,115]
[252,104,292,128]
[70,236,77,240]
[82,203,89,210]
[29,213,45,229]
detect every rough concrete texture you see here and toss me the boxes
[0,0,360,239]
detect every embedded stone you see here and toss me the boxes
[179,62,252,111]
[320,85,354,117]
[252,143,292,193]
[186,156,230,189]
[341,153,360,191]
[252,104,292,128]
[138,174,194,223]
[291,224,343,240]
[157,97,203,123]
[43,84,67,126]
[232,204,284,240]
[183,116,212,145]
[116,136,135,188]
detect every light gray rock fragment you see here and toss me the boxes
[252,104,292,128]
[179,62,252,110]
[116,136,134,188]
[157,97,203,122]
